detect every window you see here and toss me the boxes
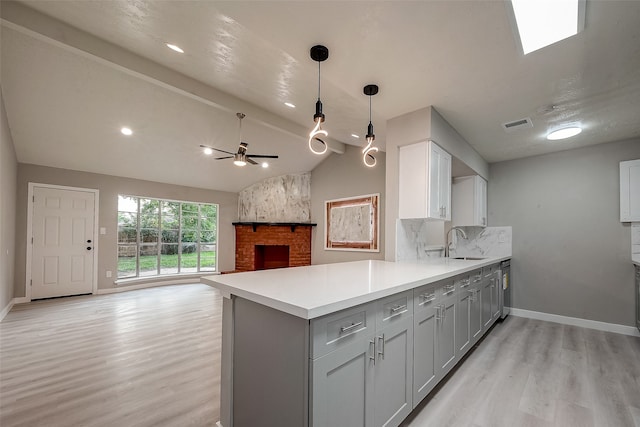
[117,195,218,279]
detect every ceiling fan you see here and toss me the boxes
[200,113,279,167]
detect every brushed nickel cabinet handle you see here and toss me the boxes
[340,322,363,334]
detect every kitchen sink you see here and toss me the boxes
[450,256,487,260]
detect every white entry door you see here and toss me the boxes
[30,186,97,299]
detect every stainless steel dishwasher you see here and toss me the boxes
[500,260,511,319]
[636,265,639,332]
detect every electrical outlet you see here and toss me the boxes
[498,232,506,243]
[100,227,107,235]
[106,270,112,278]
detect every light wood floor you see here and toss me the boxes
[1,284,222,427]
[1,285,639,427]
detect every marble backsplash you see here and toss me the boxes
[396,219,512,261]
[238,173,311,222]
[396,219,445,262]
[450,226,512,258]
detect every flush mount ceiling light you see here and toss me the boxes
[284,102,296,108]
[362,84,379,168]
[308,45,329,155]
[546,126,582,140]
[166,43,184,53]
[510,0,585,54]
[120,127,133,136]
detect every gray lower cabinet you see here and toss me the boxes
[481,275,493,331]
[455,273,475,358]
[490,273,501,322]
[311,292,414,427]
[311,336,375,426]
[437,289,457,376]
[636,266,639,332]
[374,316,414,427]
[469,283,482,345]
[412,285,438,406]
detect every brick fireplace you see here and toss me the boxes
[233,222,316,272]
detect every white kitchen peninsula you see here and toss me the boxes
[202,258,509,427]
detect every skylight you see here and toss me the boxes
[511,0,585,54]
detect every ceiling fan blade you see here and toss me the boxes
[246,158,258,165]
[199,144,236,156]
[246,154,279,159]
[214,156,233,160]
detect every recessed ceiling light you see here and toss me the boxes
[261,162,269,168]
[510,0,585,54]
[166,43,184,53]
[547,126,582,140]
[284,102,296,108]
[120,127,133,136]
[351,134,360,138]
[203,147,214,155]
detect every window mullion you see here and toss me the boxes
[178,203,182,273]
[157,204,162,275]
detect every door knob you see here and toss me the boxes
[87,239,92,243]
[87,247,92,250]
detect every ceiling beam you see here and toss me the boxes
[0,1,347,155]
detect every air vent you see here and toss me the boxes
[502,117,533,132]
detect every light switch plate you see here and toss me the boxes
[100,227,106,235]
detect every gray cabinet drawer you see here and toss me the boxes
[454,274,472,290]
[437,278,456,297]
[376,290,413,330]
[470,269,483,285]
[414,284,438,312]
[482,263,498,277]
[311,301,376,359]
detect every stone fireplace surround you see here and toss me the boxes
[233,222,316,272]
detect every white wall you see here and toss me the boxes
[489,138,640,326]
[310,144,386,264]
[14,164,238,297]
[1,89,18,315]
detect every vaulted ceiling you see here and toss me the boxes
[2,1,639,192]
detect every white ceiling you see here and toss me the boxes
[2,1,640,193]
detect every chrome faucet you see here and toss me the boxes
[445,227,467,258]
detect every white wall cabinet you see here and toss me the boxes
[620,159,640,222]
[452,175,488,227]
[399,140,452,220]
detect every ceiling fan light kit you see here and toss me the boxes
[362,84,379,168]
[308,45,329,155]
[200,112,279,167]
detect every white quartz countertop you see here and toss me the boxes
[201,257,510,319]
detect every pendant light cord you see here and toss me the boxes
[317,61,321,101]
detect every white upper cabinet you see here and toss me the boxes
[399,140,452,220]
[620,159,640,222]
[452,175,488,227]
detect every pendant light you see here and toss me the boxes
[308,45,329,155]
[362,84,379,167]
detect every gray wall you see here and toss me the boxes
[1,89,17,312]
[489,138,640,326]
[385,106,488,260]
[14,164,238,297]
[310,144,386,264]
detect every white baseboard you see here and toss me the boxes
[96,278,202,295]
[0,297,30,322]
[0,299,15,322]
[510,308,640,337]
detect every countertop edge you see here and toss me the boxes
[202,257,511,320]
